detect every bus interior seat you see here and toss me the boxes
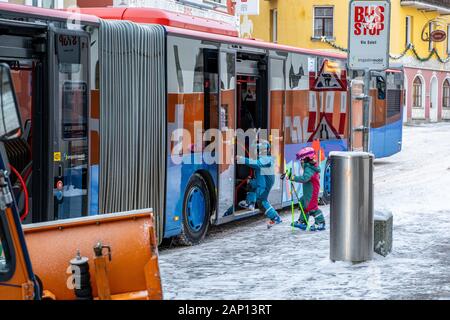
[4,120,32,221]
[4,137,31,178]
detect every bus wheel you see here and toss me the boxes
[175,174,211,246]
[320,159,332,205]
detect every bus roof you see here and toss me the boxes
[165,25,347,60]
[79,7,238,37]
[0,2,99,24]
[80,7,347,60]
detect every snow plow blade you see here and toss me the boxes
[22,209,163,300]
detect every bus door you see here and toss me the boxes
[216,50,237,222]
[268,56,286,208]
[48,28,90,221]
[234,52,269,218]
[0,20,49,224]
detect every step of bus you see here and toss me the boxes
[233,209,260,219]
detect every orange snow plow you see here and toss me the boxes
[23,210,163,300]
[1,205,163,300]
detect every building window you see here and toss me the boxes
[406,16,412,46]
[413,76,423,109]
[314,6,333,39]
[443,79,450,109]
[447,25,450,54]
[271,9,278,43]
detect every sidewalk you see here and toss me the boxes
[159,123,450,300]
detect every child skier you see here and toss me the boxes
[290,147,326,231]
[237,140,282,227]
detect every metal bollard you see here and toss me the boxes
[330,152,374,263]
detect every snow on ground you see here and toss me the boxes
[159,123,450,300]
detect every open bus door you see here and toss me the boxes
[0,63,40,300]
[216,50,237,222]
[47,27,91,221]
[267,56,286,208]
[0,21,91,224]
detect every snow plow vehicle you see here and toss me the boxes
[0,62,162,300]
[0,2,165,299]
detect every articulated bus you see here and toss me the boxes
[0,4,404,247]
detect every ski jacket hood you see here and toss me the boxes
[303,161,321,173]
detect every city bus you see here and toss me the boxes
[0,4,404,246]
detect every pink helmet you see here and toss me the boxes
[296,147,316,161]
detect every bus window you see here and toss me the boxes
[62,81,88,140]
[386,72,402,118]
[371,74,387,129]
[203,49,219,133]
[376,76,386,100]
[11,67,33,124]
[167,36,219,154]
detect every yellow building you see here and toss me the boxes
[242,0,450,123]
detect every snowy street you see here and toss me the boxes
[159,123,450,300]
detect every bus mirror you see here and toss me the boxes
[0,63,22,141]
[376,76,386,100]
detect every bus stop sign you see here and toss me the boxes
[348,0,391,71]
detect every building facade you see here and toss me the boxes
[243,0,450,123]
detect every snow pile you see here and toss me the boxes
[159,123,450,300]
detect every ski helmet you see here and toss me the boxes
[251,140,271,155]
[296,147,316,161]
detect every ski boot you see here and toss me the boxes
[310,222,326,232]
[267,215,282,229]
[239,200,255,211]
[291,221,309,231]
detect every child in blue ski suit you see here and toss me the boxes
[237,140,282,225]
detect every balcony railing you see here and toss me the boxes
[401,0,450,12]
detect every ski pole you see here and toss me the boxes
[290,181,311,231]
[288,168,295,232]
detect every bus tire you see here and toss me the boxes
[174,173,211,246]
[320,159,332,205]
